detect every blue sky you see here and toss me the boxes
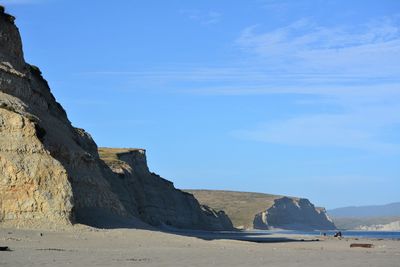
[2,0,399,209]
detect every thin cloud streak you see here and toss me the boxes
[232,102,400,153]
[78,16,399,96]
[78,15,400,153]
[80,68,400,93]
[228,15,400,152]
[236,16,400,76]
[185,83,400,103]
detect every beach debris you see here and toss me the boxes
[36,248,66,252]
[350,243,374,248]
[6,237,21,241]
[35,248,78,252]
[113,258,150,262]
[126,258,150,262]
[0,246,11,251]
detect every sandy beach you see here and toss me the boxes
[1,226,399,267]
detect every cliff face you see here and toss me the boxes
[99,148,233,230]
[188,190,336,230]
[253,197,336,230]
[186,190,281,229]
[0,8,232,230]
[0,8,130,226]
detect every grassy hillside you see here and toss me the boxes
[185,190,289,229]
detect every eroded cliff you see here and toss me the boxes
[253,197,336,230]
[0,7,131,227]
[99,148,233,230]
[188,190,336,230]
[0,8,232,230]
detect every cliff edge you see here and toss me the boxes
[187,190,336,230]
[253,197,336,230]
[98,148,233,230]
[0,8,232,230]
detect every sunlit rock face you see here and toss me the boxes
[253,197,336,230]
[0,8,233,230]
[0,8,127,227]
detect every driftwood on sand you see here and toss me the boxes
[350,243,374,248]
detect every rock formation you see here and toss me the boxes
[253,197,336,230]
[188,190,336,230]
[98,148,233,230]
[0,7,232,230]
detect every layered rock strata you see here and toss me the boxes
[253,197,336,230]
[0,8,232,230]
[99,148,233,230]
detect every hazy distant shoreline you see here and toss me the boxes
[166,228,400,241]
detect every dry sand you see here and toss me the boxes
[1,226,399,267]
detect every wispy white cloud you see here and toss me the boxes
[236,16,400,76]
[225,15,400,152]
[82,68,399,94]
[81,15,400,152]
[185,83,400,101]
[82,67,400,155]
[230,86,400,153]
[232,108,400,153]
[84,15,400,95]
[179,9,222,25]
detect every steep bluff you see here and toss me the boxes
[253,197,336,230]
[99,148,233,230]
[187,190,336,230]
[0,8,128,226]
[0,8,232,230]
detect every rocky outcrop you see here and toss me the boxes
[0,8,233,230]
[0,7,129,226]
[98,148,233,230]
[253,197,336,230]
[187,190,335,230]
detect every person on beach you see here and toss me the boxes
[334,231,342,238]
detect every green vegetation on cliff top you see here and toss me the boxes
[185,190,289,229]
[98,147,143,165]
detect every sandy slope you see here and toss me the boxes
[1,226,399,267]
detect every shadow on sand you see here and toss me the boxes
[161,229,319,243]
[74,208,156,231]
[75,209,319,243]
